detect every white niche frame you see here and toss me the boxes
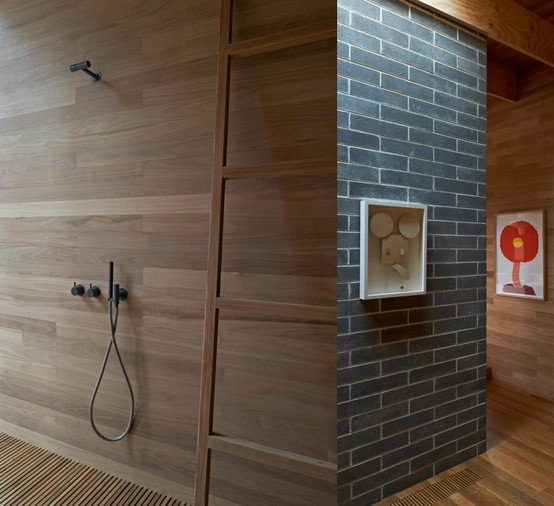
[360,199,428,300]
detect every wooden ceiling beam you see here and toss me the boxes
[488,59,518,102]
[410,0,554,67]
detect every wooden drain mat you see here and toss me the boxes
[389,467,484,506]
[0,432,190,505]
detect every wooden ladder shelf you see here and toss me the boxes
[194,1,336,503]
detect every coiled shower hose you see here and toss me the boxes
[89,296,135,441]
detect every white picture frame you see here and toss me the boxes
[495,209,546,301]
[360,199,427,300]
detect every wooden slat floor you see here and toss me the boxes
[378,380,554,505]
[0,433,190,506]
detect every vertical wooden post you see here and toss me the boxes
[193,1,233,504]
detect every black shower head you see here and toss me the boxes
[69,60,91,72]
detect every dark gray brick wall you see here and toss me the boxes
[337,0,487,503]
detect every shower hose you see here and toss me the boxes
[89,297,135,441]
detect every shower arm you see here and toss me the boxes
[69,60,101,83]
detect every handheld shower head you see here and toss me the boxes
[69,60,101,83]
[69,60,91,72]
[108,261,114,301]
[114,283,120,307]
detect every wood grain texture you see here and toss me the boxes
[487,59,518,102]
[0,1,217,497]
[209,452,337,506]
[216,297,336,322]
[213,310,335,458]
[208,435,336,482]
[231,0,336,42]
[377,381,554,505]
[517,0,554,23]
[227,39,336,166]
[228,24,337,58]
[411,0,554,66]
[0,0,336,504]
[487,65,554,402]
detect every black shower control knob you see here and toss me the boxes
[87,284,101,298]
[71,283,85,296]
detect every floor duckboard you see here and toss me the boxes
[0,433,190,506]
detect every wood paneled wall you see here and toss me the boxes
[0,0,337,503]
[487,66,554,402]
[210,0,337,502]
[0,0,220,499]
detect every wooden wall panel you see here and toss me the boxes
[221,176,336,299]
[214,311,336,461]
[208,4,336,501]
[231,0,336,41]
[227,39,336,166]
[209,452,336,506]
[488,66,554,402]
[0,0,336,503]
[0,1,218,500]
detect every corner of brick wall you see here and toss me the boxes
[337,0,487,503]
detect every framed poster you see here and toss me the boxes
[495,210,546,300]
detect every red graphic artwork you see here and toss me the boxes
[499,220,539,296]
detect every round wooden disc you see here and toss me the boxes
[398,214,420,238]
[370,212,393,238]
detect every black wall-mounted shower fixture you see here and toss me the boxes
[69,60,101,83]
[71,282,85,296]
[87,284,101,298]
[89,261,134,442]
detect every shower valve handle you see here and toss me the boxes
[87,284,101,298]
[118,287,128,302]
[71,283,85,296]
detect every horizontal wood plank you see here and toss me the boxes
[222,159,336,179]
[216,297,336,323]
[208,434,336,483]
[228,23,336,58]
[0,195,210,218]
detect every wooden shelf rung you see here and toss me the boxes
[228,24,336,59]
[208,434,336,483]
[221,159,336,179]
[216,297,336,323]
